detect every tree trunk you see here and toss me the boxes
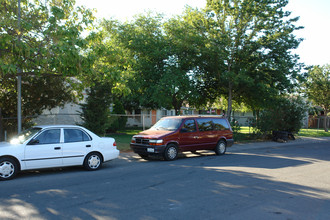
[227,82,232,122]
[324,110,328,132]
[175,107,180,116]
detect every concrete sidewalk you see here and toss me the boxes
[230,136,330,152]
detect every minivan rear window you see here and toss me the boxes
[213,118,230,130]
[196,118,230,131]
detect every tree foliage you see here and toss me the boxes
[79,82,112,135]
[0,75,75,139]
[0,0,95,77]
[0,0,96,136]
[101,13,209,114]
[254,96,307,134]
[1,0,308,137]
[304,65,330,132]
[107,100,127,133]
[184,0,303,119]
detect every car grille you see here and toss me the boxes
[135,138,150,145]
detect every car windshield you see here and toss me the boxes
[9,127,42,144]
[150,118,182,131]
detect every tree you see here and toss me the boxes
[0,0,96,135]
[254,96,307,135]
[0,0,95,77]
[0,75,75,139]
[102,13,209,115]
[186,0,303,119]
[304,65,330,132]
[107,100,127,132]
[79,82,112,135]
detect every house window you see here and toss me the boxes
[162,110,167,116]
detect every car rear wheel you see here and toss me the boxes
[84,152,102,171]
[215,140,227,155]
[164,144,178,161]
[0,157,18,180]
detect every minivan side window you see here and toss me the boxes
[182,119,197,132]
[213,118,230,130]
[196,118,213,131]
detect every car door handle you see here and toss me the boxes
[54,147,61,150]
[86,145,91,147]
[194,136,199,139]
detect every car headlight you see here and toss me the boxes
[131,137,136,143]
[149,139,163,146]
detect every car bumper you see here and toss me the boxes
[103,149,120,162]
[130,144,166,156]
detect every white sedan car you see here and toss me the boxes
[0,125,119,180]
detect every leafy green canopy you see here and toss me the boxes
[254,96,307,134]
[79,82,112,135]
[304,65,330,132]
[0,0,95,77]
[101,13,212,114]
[184,0,304,118]
[0,0,96,136]
[99,1,304,117]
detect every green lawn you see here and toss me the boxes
[108,126,329,151]
[107,128,142,151]
[240,126,252,134]
[239,127,330,137]
[298,128,330,137]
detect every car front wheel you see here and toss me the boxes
[164,144,178,161]
[84,152,103,171]
[215,140,227,155]
[0,157,18,180]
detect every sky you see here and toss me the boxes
[76,0,330,67]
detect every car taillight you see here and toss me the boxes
[113,141,117,147]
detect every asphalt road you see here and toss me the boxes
[1,138,330,220]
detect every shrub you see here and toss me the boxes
[230,118,241,134]
[254,96,307,135]
[79,83,112,135]
[107,100,127,133]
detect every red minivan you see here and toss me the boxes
[130,116,234,160]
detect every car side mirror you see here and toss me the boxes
[28,139,39,145]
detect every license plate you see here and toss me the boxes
[147,148,155,153]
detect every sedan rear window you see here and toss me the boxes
[64,129,91,143]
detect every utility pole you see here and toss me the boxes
[17,0,22,133]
